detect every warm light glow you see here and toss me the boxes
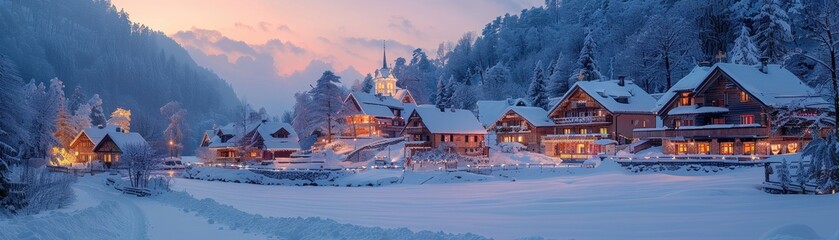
[51,147,76,166]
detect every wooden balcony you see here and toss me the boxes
[553,115,612,125]
[495,125,530,133]
[404,126,425,135]
[634,125,769,139]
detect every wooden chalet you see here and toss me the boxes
[403,105,488,157]
[543,77,656,159]
[200,120,301,163]
[486,106,555,152]
[634,62,831,155]
[68,125,148,167]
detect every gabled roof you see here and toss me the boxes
[489,106,555,128]
[393,89,414,103]
[70,125,120,147]
[254,122,300,150]
[344,91,410,118]
[476,98,530,126]
[549,80,657,114]
[412,105,486,134]
[654,63,829,113]
[93,131,148,152]
[206,121,262,148]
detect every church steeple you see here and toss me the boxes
[382,40,388,69]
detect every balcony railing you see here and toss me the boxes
[634,124,769,139]
[553,115,611,125]
[495,125,529,133]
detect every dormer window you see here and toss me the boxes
[615,96,628,104]
[270,128,290,138]
[679,93,690,106]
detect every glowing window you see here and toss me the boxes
[787,143,798,153]
[720,143,734,155]
[580,129,588,134]
[599,128,608,135]
[743,142,755,154]
[698,143,710,154]
[739,91,750,103]
[676,143,687,155]
[770,144,782,155]
[563,129,571,135]
[740,115,754,124]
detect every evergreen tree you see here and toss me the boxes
[67,85,86,113]
[51,78,76,148]
[361,74,375,93]
[482,62,511,100]
[24,81,56,158]
[752,0,793,63]
[548,55,568,97]
[309,71,344,141]
[0,56,30,204]
[729,25,761,65]
[291,92,316,149]
[795,159,808,190]
[107,108,132,132]
[444,76,456,107]
[569,31,601,83]
[777,158,792,192]
[528,62,550,110]
[434,77,448,107]
[88,94,106,127]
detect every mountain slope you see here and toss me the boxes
[0,0,242,151]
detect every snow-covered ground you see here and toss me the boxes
[172,163,839,240]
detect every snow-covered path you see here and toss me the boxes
[173,168,839,240]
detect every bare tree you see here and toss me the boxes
[797,0,839,130]
[120,144,160,188]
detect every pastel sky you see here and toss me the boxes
[111,0,542,115]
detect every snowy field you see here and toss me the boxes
[2,161,838,240]
[172,164,839,240]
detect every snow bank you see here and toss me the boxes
[156,191,488,240]
[0,201,145,239]
[760,224,822,240]
[182,167,292,185]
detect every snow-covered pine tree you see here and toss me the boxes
[729,25,761,65]
[801,133,838,194]
[795,158,807,190]
[548,55,567,98]
[88,94,106,127]
[309,71,344,142]
[0,56,30,204]
[23,81,56,158]
[361,73,374,93]
[528,62,549,110]
[444,76,456,107]
[107,108,132,132]
[450,81,478,110]
[291,92,316,149]
[434,77,449,107]
[67,84,86,113]
[569,31,601,83]
[51,78,76,148]
[482,62,511,100]
[777,158,792,192]
[752,0,793,63]
[70,103,92,136]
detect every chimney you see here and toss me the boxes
[449,104,456,112]
[759,57,769,74]
[97,125,104,129]
[617,75,626,87]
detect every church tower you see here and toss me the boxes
[374,41,398,96]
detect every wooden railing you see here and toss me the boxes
[554,115,611,125]
[634,125,768,139]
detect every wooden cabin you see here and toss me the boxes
[486,106,555,152]
[403,105,488,157]
[543,77,656,159]
[69,125,147,165]
[200,121,301,163]
[634,63,831,155]
[89,130,148,168]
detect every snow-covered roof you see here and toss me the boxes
[653,66,712,113]
[413,105,487,134]
[72,125,120,147]
[207,121,262,148]
[476,98,530,126]
[346,91,412,118]
[94,131,148,152]
[255,122,300,150]
[655,63,828,113]
[667,105,729,116]
[393,89,413,103]
[715,63,828,108]
[550,80,657,114]
[490,106,555,128]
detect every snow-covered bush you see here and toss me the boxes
[4,165,75,215]
[120,143,162,189]
[147,176,171,193]
[496,142,526,153]
[195,147,216,162]
[801,132,839,194]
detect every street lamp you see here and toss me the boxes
[168,140,174,158]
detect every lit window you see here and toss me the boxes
[599,128,608,135]
[676,143,687,155]
[720,143,734,155]
[713,118,725,125]
[680,96,690,106]
[787,143,799,153]
[743,142,755,154]
[739,91,750,103]
[517,136,524,142]
[564,128,571,135]
[682,119,694,126]
[674,118,681,128]
[698,143,710,154]
[580,129,588,134]
[770,144,782,155]
[740,115,754,125]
